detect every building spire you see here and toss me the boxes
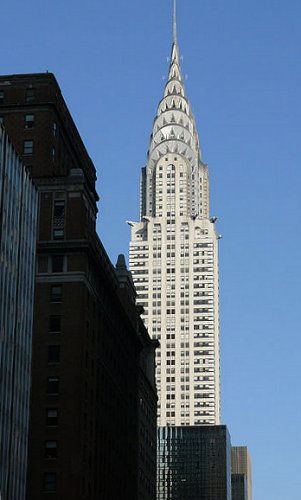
[146,0,202,166]
[173,0,177,44]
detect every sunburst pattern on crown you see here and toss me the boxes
[147,41,201,168]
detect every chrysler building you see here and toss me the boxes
[129,1,220,427]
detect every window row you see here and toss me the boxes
[0,88,35,103]
[38,255,66,274]
[23,139,57,156]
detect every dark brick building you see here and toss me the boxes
[115,254,159,500]
[0,73,157,500]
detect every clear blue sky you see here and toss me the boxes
[2,1,301,498]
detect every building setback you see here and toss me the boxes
[0,73,157,500]
[157,425,232,500]
[129,0,220,428]
[0,125,38,500]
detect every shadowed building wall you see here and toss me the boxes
[0,125,37,500]
[231,473,248,500]
[0,73,157,500]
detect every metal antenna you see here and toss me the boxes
[173,0,177,43]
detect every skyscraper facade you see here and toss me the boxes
[129,2,220,426]
[157,425,232,500]
[0,125,37,500]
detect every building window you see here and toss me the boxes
[43,472,57,491]
[49,315,61,333]
[45,441,58,459]
[0,116,3,125]
[0,90,4,103]
[53,229,64,240]
[50,285,62,303]
[24,114,34,128]
[53,122,57,136]
[37,256,48,273]
[53,199,65,217]
[51,255,64,272]
[25,88,35,103]
[46,409,58,427]
[47,376,59,395]
[48,345,60,364]
[23,140,33,155]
